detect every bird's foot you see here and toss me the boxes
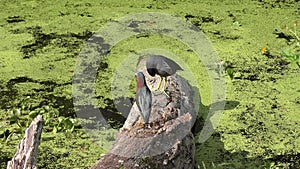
[138,117,145,126]
[138,121,145,126]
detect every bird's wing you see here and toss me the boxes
[143,88,152,113]
[136,90,145,120]
[138,87,152,123]
[136,91,142,112]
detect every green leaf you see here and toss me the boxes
[58,116,64,123]
[52,109,59,117]
[44,112,51,125]
[282,50,290,56]
[43,106,50,111]
[226,67,234,80]
[63,118,74,129]
[294,53,300,59]
[53,126,58,133]
[12,108,21,116]
[8,116,18,123]
[29,110,39,119]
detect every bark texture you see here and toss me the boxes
[7,115,44,169]
[90,63,197,169]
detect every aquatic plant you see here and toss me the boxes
[261,43,271,57]
[216,60,235,80]
[3,103,80,143]
[281,50,300,68]
[283,21,300,45]
[226,67,234,80]
[280,21,300,68]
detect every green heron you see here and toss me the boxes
[135,72,152,126]
[146,55,183,93]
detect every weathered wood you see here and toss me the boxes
[90,62,197,169]
[7,115,44,169]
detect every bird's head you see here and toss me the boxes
[136,72,146,90]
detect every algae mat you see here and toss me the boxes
[0,0,299,168]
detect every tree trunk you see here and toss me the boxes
[90,63,197,169]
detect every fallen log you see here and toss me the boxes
[7,115,44,169]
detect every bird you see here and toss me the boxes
[146,55,183,93]
[135,72,152,126]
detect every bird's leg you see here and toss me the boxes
[150,75,162,91]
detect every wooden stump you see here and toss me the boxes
[7,115,44,169]
[90,64,197,169]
